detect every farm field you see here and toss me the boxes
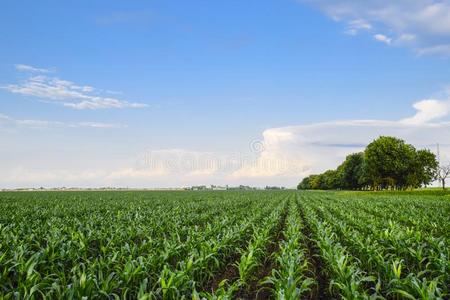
[0,190,449,299]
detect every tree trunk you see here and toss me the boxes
[443,179,446,190]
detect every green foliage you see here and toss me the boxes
[263,198,315,299]
[299,191,449,299]
[338,152,366,189]
[298,136,439,190]
[0,190,282,299]
[202,203,286,299]
[0,190,448,299]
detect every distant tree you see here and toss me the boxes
[364,136,416,190]
[414,149,439,187]
[338,152,365,190]
[322,169,341,190]
[297,136,438,191]
[357,158,371,189]
[436,163,450,190]
[297,176,311,190]
[309,174,323,190]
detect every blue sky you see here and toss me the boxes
[1,0,450,188]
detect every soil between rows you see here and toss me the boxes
[297,199,331,300]
[204,201,289,299]
[236,209,287,300]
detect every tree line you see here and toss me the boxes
[297,136,439,190]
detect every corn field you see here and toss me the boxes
[0,190,449,299]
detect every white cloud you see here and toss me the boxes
[1,167,173,189]
[300,0,450,56]
[5,168,109,187]
[415,44,450,57]
[231,120,450,185]
[71,122,127,129]
[2,93,450,188]
[231,93,450,184]
[5,101,449,189]
[2,66,148,110]
[135,149,225,178]
[0,113,126,129]
[230,129,306,179]
[401,99,450,124]
[14,64,51,73]
[398,34,416,43]
[0,149,220,188]
[106,167,168,180]
[374,33,392,44]
[345,19,372,35]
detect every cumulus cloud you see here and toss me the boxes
[239,119,450,180]
[231,95,450,185]
[0,113,126,129]
[299,0,450,56]
[0,148,291,188]
[401,99,450,124]
[0,150,220,188]
[2,95,450,188]
[4,105,449,189]
[2,65,148,109]
[230,130,307,179]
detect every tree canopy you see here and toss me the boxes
[297,136,438,190]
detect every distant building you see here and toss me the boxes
[210,185,227,190]
[187,184,261,191]
[190,185,208,191]
[265,186,286,190]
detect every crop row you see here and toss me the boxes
[299,191,449,299]
[0,191,281,299]
[1,190,448,299]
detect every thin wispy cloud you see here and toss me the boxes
[2,65,148,110]
[416,44,450,57]
[300,0,450,56]
[344,19,372,35]
[0,113,127,129]
[15,64,52,73]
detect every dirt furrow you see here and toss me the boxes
[296,196,331,300]
[235,202,289,300]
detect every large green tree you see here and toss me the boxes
[364,136,416,189]
[412,149,438,187]
[337,152,365,190]
[322,169,341,190]
[297,136,438,191]
[309,174,323,190]
[297,176,311,190]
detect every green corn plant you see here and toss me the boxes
[264,200,315,299]
[0,190,448,299]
